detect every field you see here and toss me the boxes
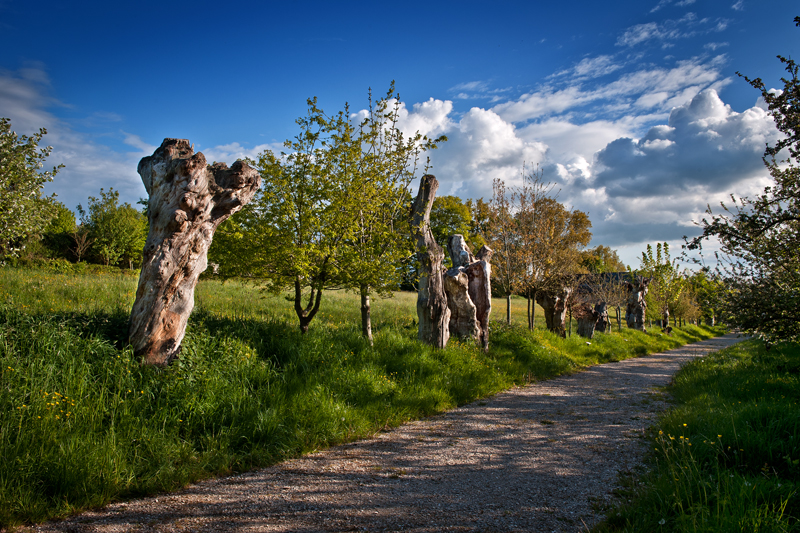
[0,266,722,527]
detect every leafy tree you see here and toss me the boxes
[580,244,626,273]
[0,118,62,258]
[430,195,472,250]
[637,243,684,328]
[336,86,444,344]
[42,200,76,259]
[488,178,522,323]
[688,17,800,342]
[466,197,491,250]
[78,188,147,268]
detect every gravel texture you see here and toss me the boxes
[23,333,744,533]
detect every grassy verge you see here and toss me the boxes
[0,266,722,527]
[594,339,800,532]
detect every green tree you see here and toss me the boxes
[335,86,444,344]
[688,17,800,342]
[42,200,76,259]
[429,195,472,250]
[580,244,626,273]
[0,118,62,258]
[637,243,684,328]
[487,178,522,323]
[212,98,355,334]
[78,188,147,268]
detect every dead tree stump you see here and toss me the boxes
[595,302,609,333]
[442,235,493,351]
[625,276,651,332]
[536,287,571,338]
[129,138,261,366]
[412,175,450,349]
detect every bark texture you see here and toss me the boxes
[129,138,261,366]
[442,235,493,351]
[574,303,601,339]
[625,277,651,332]
[412,175,450,348]
[594,302,609,333]
[536,287,571,338]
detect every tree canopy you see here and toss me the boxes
[0,118,62,259]
[687,17,800,342]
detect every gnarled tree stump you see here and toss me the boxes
[412,175,450,349]
[594,302,609,333]
[536,287,571,338]
[129,138,261,366]
[442,235,493,351]
[625,276,651,332]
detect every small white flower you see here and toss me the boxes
[659,518,666,525]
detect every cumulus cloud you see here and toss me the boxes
[592,89,775,198]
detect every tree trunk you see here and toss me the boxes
[360,284,373,346]
[506,294,511,324]
[411,175,450,349]
[530,290,537,330]
[129,138,261,366]
[295,277,324,334]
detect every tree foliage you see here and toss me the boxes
[78,188,148,268]
[637,243,684,327]
[0,118,62,259]
[211,85,442,336]
[688,17,800,342]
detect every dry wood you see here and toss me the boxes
[625,277,651,332]
[129,138,261,366]
[411,175,450,348]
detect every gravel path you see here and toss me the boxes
[25,333,745,533]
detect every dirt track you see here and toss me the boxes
[26,333,745,533]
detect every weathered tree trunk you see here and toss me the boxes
[625,277,651,332]
[529,290,537,330]
[360,284,373,346]
[506,294,511,324]
[536,288,570,338]
[595,302,609,333]
[467,245,493,352]
[412,175,450,348]
[443,235,493,351]
[574,304,599,339]
[129,138,261,366]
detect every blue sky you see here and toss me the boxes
[1,0,797,266]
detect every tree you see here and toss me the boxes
[42,200,76,259]
[0,118,62,259]
[212,88,442,337]
[430,195,472,252]
[336,85,444,344]
[78,188,148,268]
[637,243,684,328]
[487,178,522,324]
[581,245,626,273]
[687,17,800,342]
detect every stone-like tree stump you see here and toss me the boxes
[412,175,450,349]
[536,287,571,338]
[574,303,599,339]
[443,235,493,351]
[594,302,609,333]
[129,138,261,366]
[625,276,651,332]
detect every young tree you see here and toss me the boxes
[638,243,684,328]
[688,17,800,342]
[78,188,148,268]
[487,178,522,324]
[0,118,62,259]
[41,200,76,259]
[336,86,444,344]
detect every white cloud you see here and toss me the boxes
[731,0,744,11]
[616,13,729,48]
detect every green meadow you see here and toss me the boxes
[0,266,721,527]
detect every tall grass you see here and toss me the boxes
[595,340,800,532]
[0,266,722,527]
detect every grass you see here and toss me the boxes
[594,339,800,532]
[0,266,723,527]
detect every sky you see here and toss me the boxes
[0,0,797,267]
